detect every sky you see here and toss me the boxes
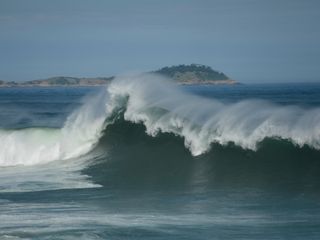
[0,0,320,83]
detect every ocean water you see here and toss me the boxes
[0,75,320,239]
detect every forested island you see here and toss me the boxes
[153,64,236,85]
[0,64,236,87]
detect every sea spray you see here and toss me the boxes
[107,74,320,155]
[0,88,109,166]
[1,80,320,240]
[1,74,320,165]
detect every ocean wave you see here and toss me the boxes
[0,74,320,167]
[106,74,320,156]
[0,89,108,166]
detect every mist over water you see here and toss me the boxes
[107,74,320,155]
[0,75,320,239]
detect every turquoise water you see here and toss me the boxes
[0,78,320,239]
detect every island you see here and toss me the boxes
[0,77,115,87]
[153,64,236,85]
[0,64,237,87]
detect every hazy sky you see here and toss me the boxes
[1,0,320,82]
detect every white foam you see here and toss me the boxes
[0,89,109,166]
[1,74,319,164]
[0,200,302,239]
[0,154,101,192]
[107,74,320,155]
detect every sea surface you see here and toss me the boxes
[0,75,320,239]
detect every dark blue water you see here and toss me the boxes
[0,87,97,128]
[0,82,320,240]
[185,82,320,106]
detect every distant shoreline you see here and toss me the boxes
[0,64,238,87]
[0,80,239,88]
[0,81,238,88]
[178,79,237,85]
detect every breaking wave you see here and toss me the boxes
[0,74,320,167]
[0,89,109,166]
[107,74,320,155]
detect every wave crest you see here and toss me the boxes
[107,74,320,155]
[0,89,108,166]
[1,74,320,166]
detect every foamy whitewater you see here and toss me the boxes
[1,75,320,240]
[107,74,320,155]
[0,89,108,166]
[1,74,319,166]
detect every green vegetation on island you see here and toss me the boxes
[0,64,236,87]
[154,64,235,85]
[155,64,227,80]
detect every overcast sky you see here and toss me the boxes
[1,0,320,82]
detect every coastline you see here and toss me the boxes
[0,64,238,87]
[0,79,238,88]
[178,79,238,85]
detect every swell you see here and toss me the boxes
[87,116,320,191]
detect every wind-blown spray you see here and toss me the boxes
[1,74,320,166]
[107,74,320,155]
